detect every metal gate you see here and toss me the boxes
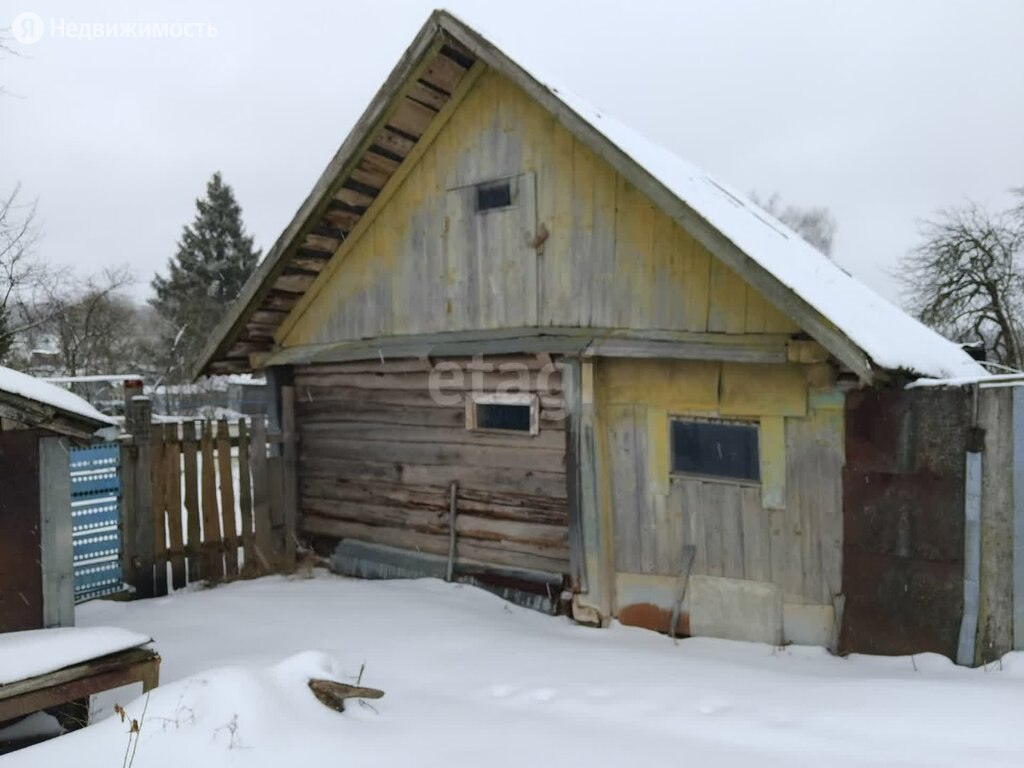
[70,443,122,602]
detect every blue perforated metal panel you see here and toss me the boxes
[70,443,122,602]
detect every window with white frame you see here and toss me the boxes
[670,417,760,483]
[466,392,539,435]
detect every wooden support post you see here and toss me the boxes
[280,386,298,570]
[151,428,167,597]
[237,420,255,576]
[199,420,223,582]
[446,481,458,582]
[216,419,239,578]
[163,423,186,590]
[128,396,154,599]
[39,436,74,627]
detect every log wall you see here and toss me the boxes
[294,355,570,577]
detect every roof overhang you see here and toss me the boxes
[0,389,109,441]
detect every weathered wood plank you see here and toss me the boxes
[163,424,186,590]
[300,478,568,524]
[703,482,725,578]
[298,420,566,450]
[237,420,255,576]
[199,421,223,581]
[150,430,168,597]
[216,419,239,578]
[300,455,567,499]
[281,387,299,569]
[299,435,564,474]
[678,477,708,577]
[720,484,746,580]
[741,485,771,583]
[608,405,640,572]
[301,498,569,552]
[181,421,202,582]
[249,418,273,574]
[0,648,159,723]
[292,369,562,393]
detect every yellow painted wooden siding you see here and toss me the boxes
[594,358,843,609]
[282,69,798,348]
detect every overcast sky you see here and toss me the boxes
[2,0,1022,307]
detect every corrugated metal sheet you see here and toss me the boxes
[70,443,122,602]
[839,387,970,658]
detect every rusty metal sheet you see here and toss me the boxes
[618,603,689,637]
[0,430,43,632]
[843,469,964,563]
[839,388,969,659]
[840,550,963,657]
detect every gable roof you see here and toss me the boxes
[195,10,986,383]
[0,366,114,440]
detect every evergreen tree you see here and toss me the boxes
[150,172,260,381]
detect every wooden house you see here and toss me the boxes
[0,367,112,633]
[195,12,989,655]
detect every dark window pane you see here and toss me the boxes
[671,420,760,482]
[476,402,531,431]
[476,181,512,211]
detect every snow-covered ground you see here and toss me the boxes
[6,572,1024,767]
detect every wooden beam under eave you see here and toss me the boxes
[272,59,487,347]
[191,20,454,380]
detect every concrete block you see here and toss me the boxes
[783,602,836,649]
[688,575,783,645]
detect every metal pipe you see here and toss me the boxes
[957,382,982,665]
[446,482,458,582]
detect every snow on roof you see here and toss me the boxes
[0,365,115,427]
[458,14,987,381]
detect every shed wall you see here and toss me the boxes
[294,355,570,579]
[595,358,844,647]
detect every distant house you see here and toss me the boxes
[196,12,1005,661]
[0,367,113,633]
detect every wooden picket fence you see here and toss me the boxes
[121,392,299,599]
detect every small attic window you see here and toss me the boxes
[476,180,512,212]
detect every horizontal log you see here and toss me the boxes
[299,477,568,525]
[298,420,567,452]
[299,456,567,499]
[302,515,569,574]
[297,359,433,376]
[297,400,466,429]
[292,370,562,393]
[295,385,564,414]
[300,435,564,474]
[300,498,569,551]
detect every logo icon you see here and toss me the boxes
[11,11,45,44]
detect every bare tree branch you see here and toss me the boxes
[897,196,1024,368]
